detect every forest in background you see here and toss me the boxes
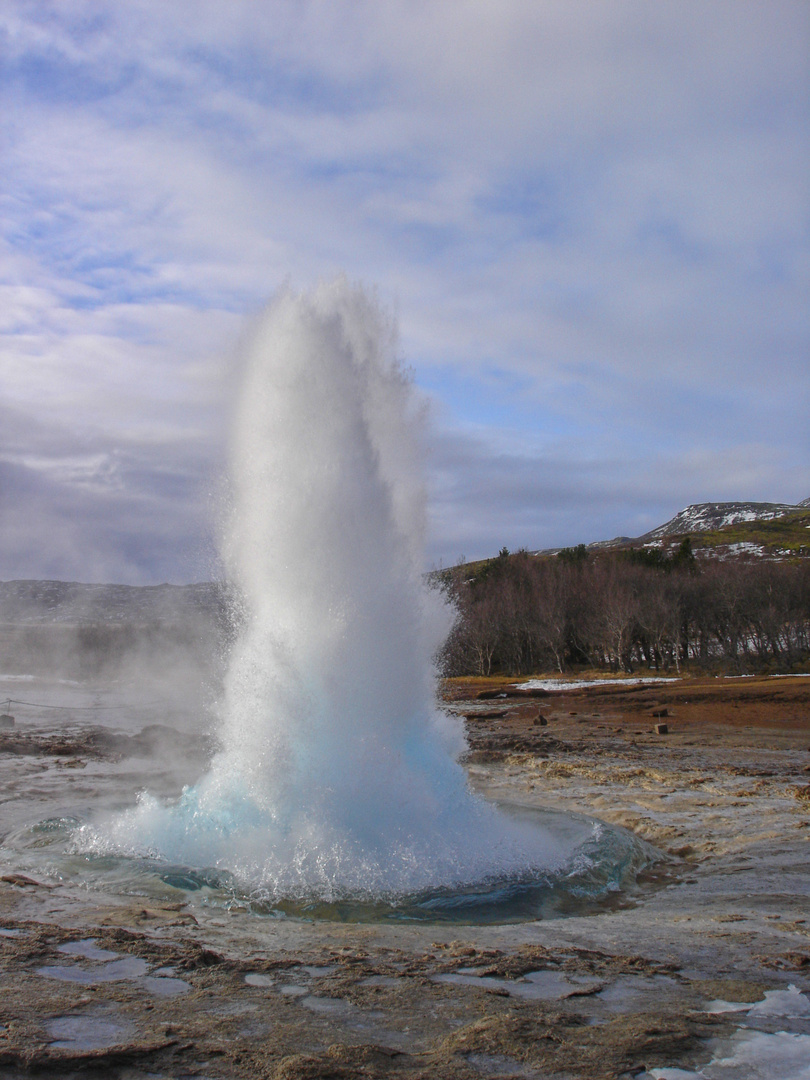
[438,544,810,677]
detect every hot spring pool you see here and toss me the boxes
[5,800,663,925]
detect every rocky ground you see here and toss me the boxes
[0,675,808,1079]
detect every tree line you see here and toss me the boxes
[438,544,810,677]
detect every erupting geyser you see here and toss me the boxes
[82,278,570,905]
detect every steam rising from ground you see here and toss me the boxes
[81,279,562,899]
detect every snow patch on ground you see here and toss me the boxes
[725,674,810,679]
[520,676,680,692]
[649,985,810,1079]
[707,984,810,1019]
[650,1031,810,1079]
[716,542,766,559]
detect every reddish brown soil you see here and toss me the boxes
[444,675,810,754]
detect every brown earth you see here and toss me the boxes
[450,673,810,755]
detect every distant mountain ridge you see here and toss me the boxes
[0,578,227,625]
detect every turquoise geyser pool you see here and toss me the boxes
[5,798,663,925]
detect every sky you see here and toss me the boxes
[1,1,808,584]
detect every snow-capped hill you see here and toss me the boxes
[643,502,804,541]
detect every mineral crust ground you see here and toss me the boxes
[0,674,808,1079]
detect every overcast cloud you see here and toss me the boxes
[1,1,808,582]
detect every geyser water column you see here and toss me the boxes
[215,275,463,877]
[85,278,567,902]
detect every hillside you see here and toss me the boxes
[635,501,810,561]
[566,498,810,563]
[646,507,810,561]
[641,501,804,540]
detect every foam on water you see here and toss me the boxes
[76,279,586,902]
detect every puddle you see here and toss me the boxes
[244,973,274,988]
[0,928,21,938]
[140,975,190,997]
[58,938,119,962]
[360,975,400,988]
[297,994,386,1030]
[434,968,602,1001]
[434,972,503,992]
[521,969,602,998]
[37,948,189,996]
[300,995,356,1017]
[38,956,150,983]
[465,1053,538,1077]
[47,1013,130,1051]
[595,974,679,1011]
[274,965,338,995]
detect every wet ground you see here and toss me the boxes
[0,674,808,1078]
